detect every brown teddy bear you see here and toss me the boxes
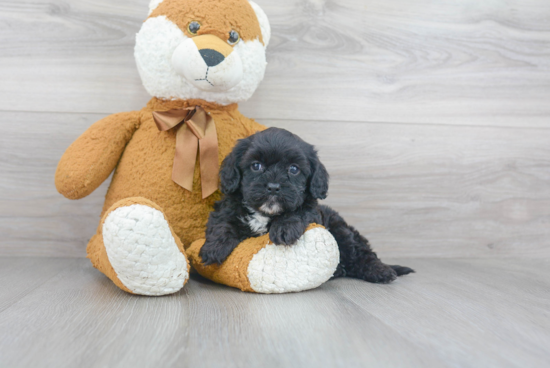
[55,0,339,295]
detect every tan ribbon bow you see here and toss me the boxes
[152,106,219,199]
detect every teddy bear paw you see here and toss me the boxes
[247,227,340,293]
[102,204,189,295]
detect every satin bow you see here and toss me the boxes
[152,106,219,199]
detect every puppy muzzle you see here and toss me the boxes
[259,197,283,216]
[172,34,243,92]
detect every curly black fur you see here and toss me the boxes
[200,128,414,283]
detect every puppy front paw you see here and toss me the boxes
[199,241,237,266]
[269,221,307,246]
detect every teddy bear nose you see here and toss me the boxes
[267,183,281,193]
[199,49,225,67]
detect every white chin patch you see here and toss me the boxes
[241,207,270,236]
[260,202,282,215]
[172,39,243,92]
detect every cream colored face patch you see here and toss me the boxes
[192,34,234,57]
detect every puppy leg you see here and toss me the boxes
[334,233,399,284]
[200,234,241,266]
[269,214,309,246]
[318,205,414,283]
[199,197,250,265]
[389,264,415,277]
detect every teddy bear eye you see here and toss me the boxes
[188,21,201,35]
[228,30,240,45]
[289,165,300,175]
[251,162,263,172]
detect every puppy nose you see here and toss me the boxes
[267,183,281,193]
[199,49,225,67]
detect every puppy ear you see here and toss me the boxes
[220,137,252,195]
[309,152,329,200]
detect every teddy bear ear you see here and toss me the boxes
[249,1,271,47]
[148,0,164,16]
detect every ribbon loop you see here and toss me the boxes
[152,106,219,199]
[152,109,194,131]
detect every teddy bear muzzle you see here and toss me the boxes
[172,34,244,92]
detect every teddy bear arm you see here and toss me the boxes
[188,224,340,293]
[55,111,141,200]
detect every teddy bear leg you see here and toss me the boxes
[187,224,340,294]
[87,197,190,296]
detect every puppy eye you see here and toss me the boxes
[251,162,263,172]
[289,165,300,175]
[228,30,240,45]
[188,21,201,35]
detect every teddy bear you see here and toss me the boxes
[55,0,340,296]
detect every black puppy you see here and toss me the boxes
[200,128,414,283]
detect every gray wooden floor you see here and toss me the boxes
[0,257,549,368]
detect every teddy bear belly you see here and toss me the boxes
[100,131,221,248]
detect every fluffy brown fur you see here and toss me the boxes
[150,0,264,45]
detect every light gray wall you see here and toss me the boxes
[1,0,549,258]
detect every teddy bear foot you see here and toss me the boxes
[188,224,340,294]
[101,199,189,296]
[247,226,340,293]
